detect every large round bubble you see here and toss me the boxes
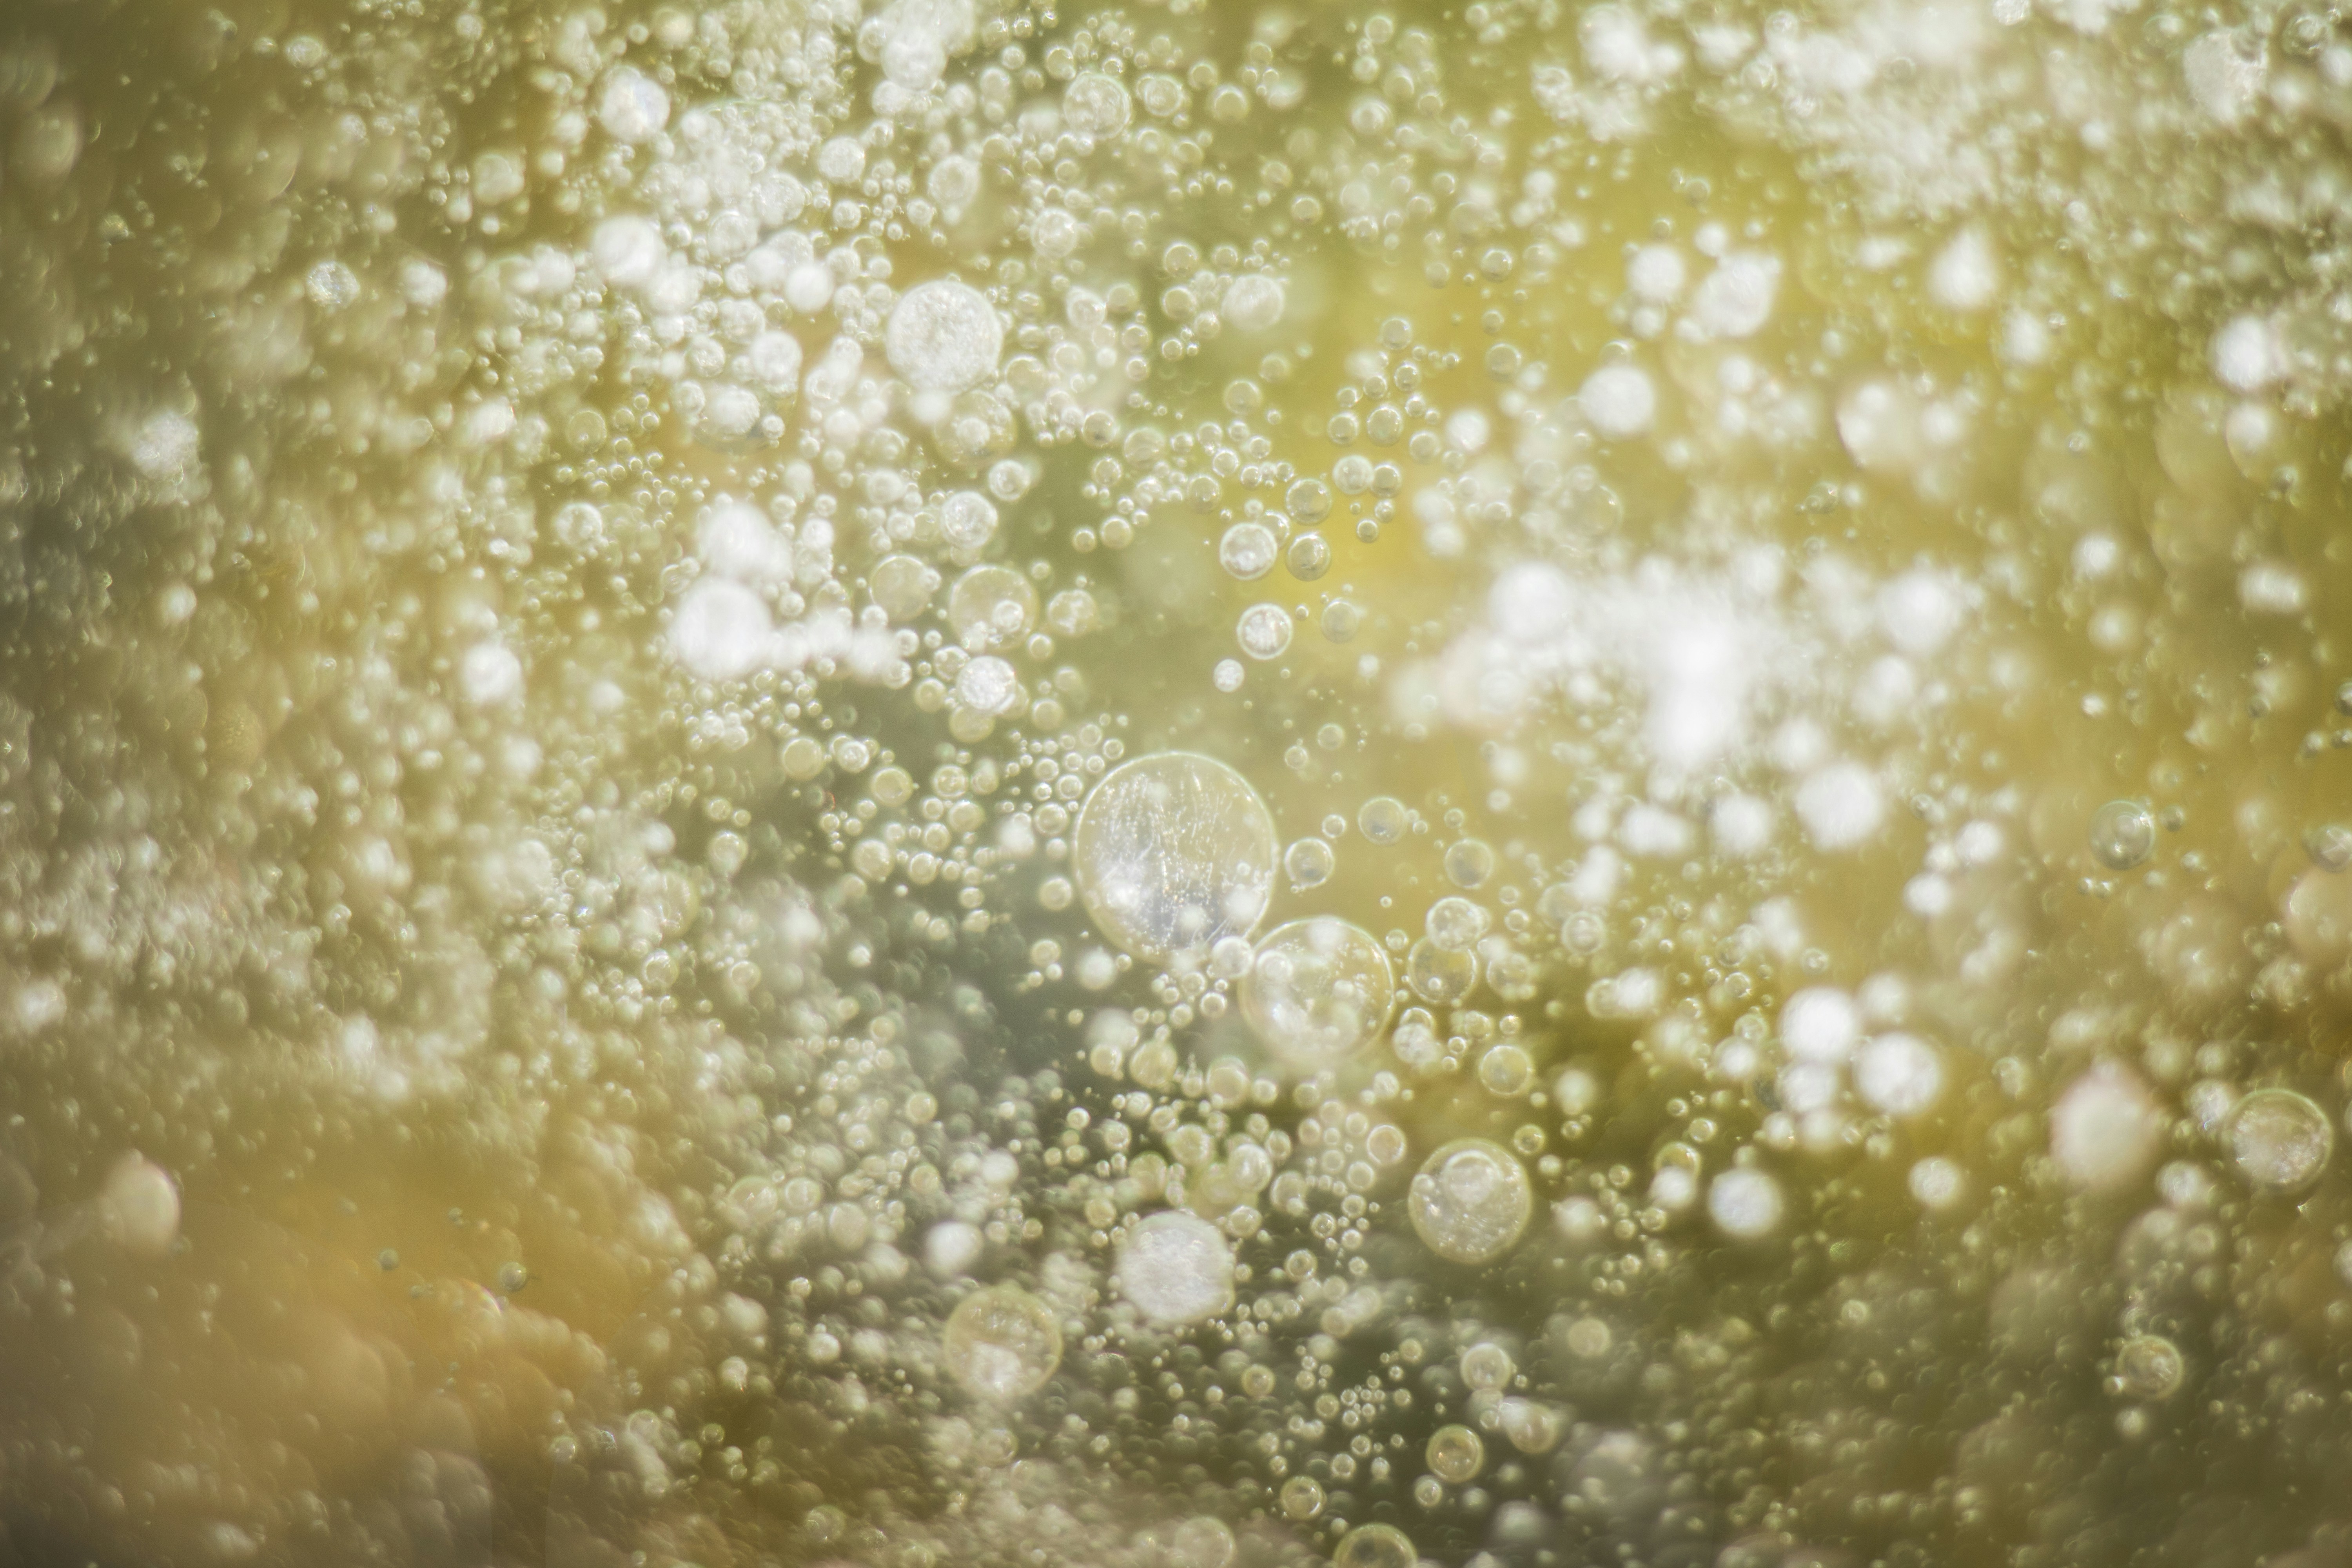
[942,1284,1063,1401]
[1114,1210,1235,1324]
[1240,917,1394,1069]
[1409,1138,1532,1265]
[1074,752,1277,962]
[886,278,1004,393]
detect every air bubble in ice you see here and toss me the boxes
[887,279,1004,393]
[1170,1517,1236,1568]
[871,554,940,620]
[1406,940,1478,1004]
[1073,752,1277,962]
[1283,837,1335,889]
[592,216,665,286]
[1409,1138,1532,1264]
[1284,534,1330,581]
[1426,1424,1485,1482]
[816,136,866,184]
[941,490,999,551]
[1219,522,1278,580]
[2089,800,2155,870]
[459,641,523,707]
[1236,603,1292,661]
[942,1284,1062,1400]
[2223,1087,2332,1192]
[1359,796,1408,843]
[954,655,1022,716]
[947,565,1036,650]
[1114,1210,1235,1323]
[1063,71,1132,137]
[928,155,981,211]
[744,331,802,394]
[1477,1044,1533,1096]
[1579,363,1656,439]
[1222,274,1286,333]
[671,579,775,681]
[1853,1032,1942,1116]
[597,67,671,143]
[1707,1167,1783,1239]
[2115,1334,2184,1399]
[1444,838,1495,889]
[102,1154,180,1258]
[1425,896,1490,952]
[1334,1524,1417,1568]
[1460,1341,1515,1390]
[1780,988,1860,1063]
[1241,917,1394,1068]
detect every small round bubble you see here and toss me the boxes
[1444,838,1496,889]
[1236,603,1293,661]
[1219,522,1278,580]
[942,1285,1062,1400]
[1708,1167,1785,1239]
[1334,1524,1417,1568]
[2089,800,2157,870]
[1359,796,1408,843]
[1425,896,1490,952]
[1426,1425,1485,1483]
[1283,837,1335,889]
[2224,1087,2333,1191]
[1406,939,1478,1004]
[1477,1043,1534,1096]
[2115,1334,2185,1400]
